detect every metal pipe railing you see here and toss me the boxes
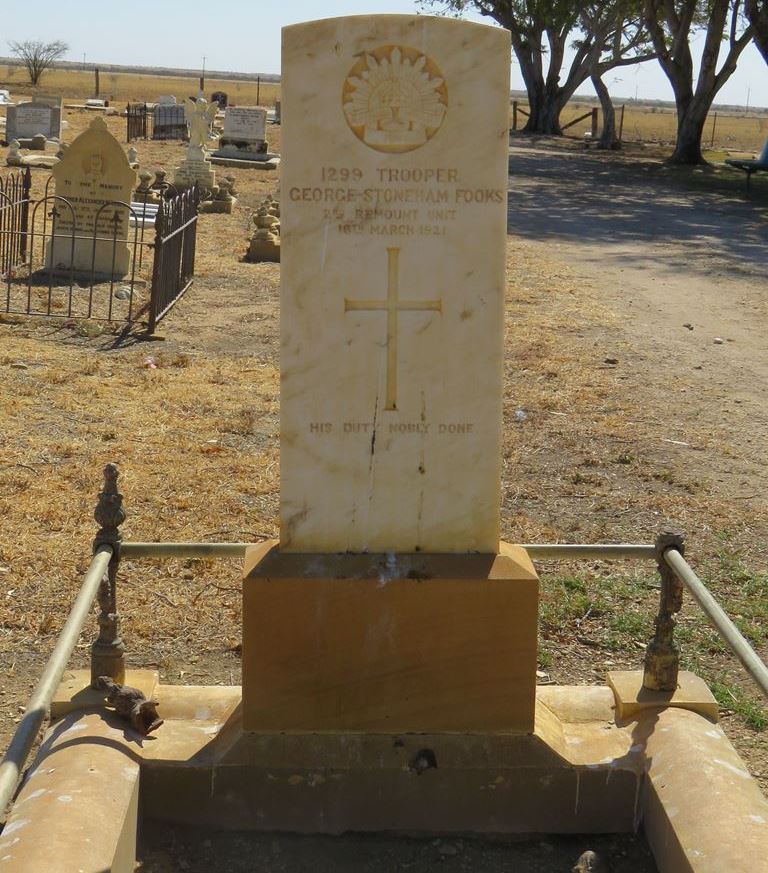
[664,547,768,701]
[120,541,657,561]
[0,546,113,816]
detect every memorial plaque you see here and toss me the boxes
[280,15,510,553]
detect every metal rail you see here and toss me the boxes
[0,546,113,816]
[120,541,657,561]
[665,548,768,701]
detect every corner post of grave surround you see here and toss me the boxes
[90,462,126,686]
[642,527,686,692]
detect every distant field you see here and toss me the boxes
[0,65,281,107]
[518,100,768,154]
[1,64,765,153]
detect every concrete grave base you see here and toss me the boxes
[209,153,280,170]
[4,670,768,872]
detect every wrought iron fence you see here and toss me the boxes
[127,103,189,143]
[0,167,31,278]
[0,170,198,331]
[148,185,199,332]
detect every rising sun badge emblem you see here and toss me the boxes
[342,45,448,154]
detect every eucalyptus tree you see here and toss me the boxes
[643,1,754,163]
[421,1,655,139]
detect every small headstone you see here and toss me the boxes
[212,106,274,165]
[30,133,47,151]
[222,106,267,148]
[5,97,62,143]
[85,98,107,110]
[0,90,11,106]
[157,95,177,105]
[46,117,137,278]
[127,146,139,167]
[273,99,281,124]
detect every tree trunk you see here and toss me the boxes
[746,0,768,64]
[592,75,618,149]
[523,85,567,135]
[670,99,709,164]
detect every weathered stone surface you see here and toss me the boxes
[280,15,511,553]
[46,116,136,277]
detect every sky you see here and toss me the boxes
[4,0,767,108]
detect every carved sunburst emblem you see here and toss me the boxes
[342,45,448,153]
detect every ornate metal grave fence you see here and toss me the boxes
[127,103,190,143]
[148,185,199,333]
[0,171,198,331]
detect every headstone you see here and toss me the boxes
[243,16,537,736]
[211,105,279,168]
[46,117,136,278]
[221,106,266,148]
[5,97,62,143]
[279,16,510,553]
[85,98,107,110]
[0,90,11,106]
[157,95,177,105]
[273,99,281,124]
[152,103,187,140]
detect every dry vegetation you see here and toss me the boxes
[0,72,767,804]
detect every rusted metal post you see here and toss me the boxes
[618,104,625,144]
[512,100,517,131]
[90,463,126,686]
[643,528,686,691]
[710,112,718,148]
[95,67,100,97]
[591,107,598,138]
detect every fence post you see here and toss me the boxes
[643,528,686,692]
[148,199,164,334]
[20,167,31,263]
[94,67,100,97]
[512,100,518,131]
[618,104,625,144]
[710,112,718,149]
[90,463,126,686]
[591,107,598,138]
[257,76,261,105]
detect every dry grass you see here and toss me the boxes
[0,100,767,791]
[0,65,280,107]
[514,100,768,153]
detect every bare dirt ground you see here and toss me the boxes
[1,109,767,870]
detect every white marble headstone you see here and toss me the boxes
[279,15,510,554]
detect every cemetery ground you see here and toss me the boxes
[0,106,767,867]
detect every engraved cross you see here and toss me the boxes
[344,247,442,411]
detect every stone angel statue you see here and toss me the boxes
[186,97,219,157]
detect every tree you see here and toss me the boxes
[746,0,768,61]
[643,2,753,164]
[8,40,68,86]
[421,1,655,137]
[581,2,655,148]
